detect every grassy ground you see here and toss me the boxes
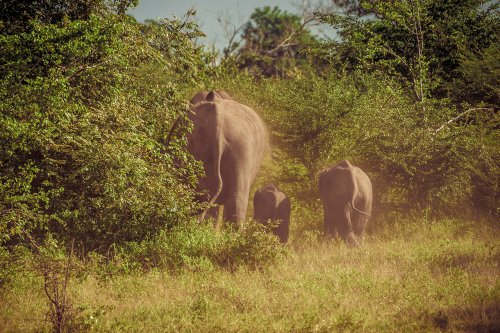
[1,217,499,332]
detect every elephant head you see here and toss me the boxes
[319,160,373,246]
[253,184,291,243]
[187,90,266,225]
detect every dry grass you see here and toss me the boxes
[1,218,499,332]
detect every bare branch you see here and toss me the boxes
[266,10,317,57]
[65,60,111,80]
[217,6,247,58]
[293,0,335,22]
[435,108,494,133]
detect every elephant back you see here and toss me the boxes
[190,90,232,106]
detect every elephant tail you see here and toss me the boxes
[198,101,224,223]
[349,172,371,217]
[199,160,223,222]
[348,202,371,217]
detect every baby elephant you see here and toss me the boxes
[319,160,372,246]
[253,184,291,243]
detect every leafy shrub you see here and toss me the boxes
[0,5,210,252]
[0,245,32,288]
[90,220,287,274]
[215,71,498,216]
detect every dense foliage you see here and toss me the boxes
[0,3,498,332]
[0,0,498,273]
[319,0,499,105]
[0,1,206,252]
[215,71,498,218]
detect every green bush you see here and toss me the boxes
[89,220,287,274]
[214,71,498,216]
[0,5,208,252]
[1,0,497,277]
[0,245,32,288]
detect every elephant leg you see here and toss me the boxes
[352,214,368,246]
[336,204,359,246]
[275,198,290,243]
[196,184,221,223]
[223,188,250,227]
[323,205,336,237]
[273,218,288,243]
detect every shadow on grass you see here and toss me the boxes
[430,301,500,332]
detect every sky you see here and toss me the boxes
[127,0,332,51]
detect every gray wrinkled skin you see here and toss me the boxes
[253,184,291,243]
[319,160,373,246]
[188,90,266,225]
[189,90,232,106]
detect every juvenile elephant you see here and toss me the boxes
[188,90,266,225]
[319,160,372,246]
[253,184,291,243]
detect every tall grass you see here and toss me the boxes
[1,217,498,332]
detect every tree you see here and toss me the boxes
[234,6,319,77]
[318,0,499,106]
[453,30,500,106]
[0,0,138,33]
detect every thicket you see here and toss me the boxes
[216,72,498,219]
[1,6,194,252]
[0,1,289,291]
[0,2,498,331]
[0,0,498,280]
[215,0,499,219]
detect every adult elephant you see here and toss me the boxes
[188,90,266,225]
[253,184,291,243]
[319,160,372,246]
